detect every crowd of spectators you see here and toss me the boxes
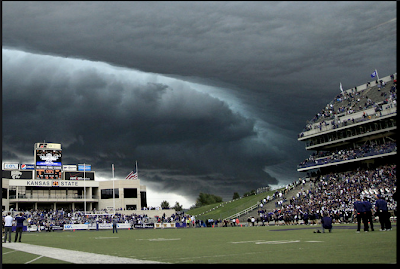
[2,205,199,230]
[3,164,396,229]
[298,140,396,169]
[3,209,154,229]
[256,164,396,226]
[300,74,396,135]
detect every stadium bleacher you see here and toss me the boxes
[286,72,397,225]
[300,74,396,136]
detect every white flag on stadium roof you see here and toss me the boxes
[340,82,344,94]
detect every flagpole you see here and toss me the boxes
[112,164,115,215]
[84,163,86,215]
[375,69,380,81]
[136,160,138,179]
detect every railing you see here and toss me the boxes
[299,106,396,139]
[225,203,259,220]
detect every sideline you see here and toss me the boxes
[3,242,164,264]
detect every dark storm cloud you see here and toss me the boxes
[2,49,281,201]
[2,1,396,204]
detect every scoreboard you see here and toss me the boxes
[36,169,62,180]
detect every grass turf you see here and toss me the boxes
[2,224,396,264]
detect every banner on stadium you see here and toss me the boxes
[27,225,63,232]
[175,222,187,228]
[134,223,155,229]
[63,223,132,230]
[63,224,88,230]
[154,223,176,229]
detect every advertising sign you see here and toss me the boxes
[63,164,77,171]
[134,223,155,229]
[21,164,35,170]
[63,223,132,231]
[78,164,91,171]
[35,143,62,150]
[2,163,19,170]
[2,170,33,179]
[64,171,94,180]
[63,224,88,230]
[154,223,176,229]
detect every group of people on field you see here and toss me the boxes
[353,194,392,232]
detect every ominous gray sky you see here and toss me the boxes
[2,1,396,207]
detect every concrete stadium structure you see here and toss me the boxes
[2,142,152,214]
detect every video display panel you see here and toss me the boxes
[36,149,62,167]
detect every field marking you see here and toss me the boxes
[136,238,181,242]
[164,251,269,263]
[94,236,119,239]
[2,250,18,255]
[230,240,267,244]
[3,243,164,263]
[231,239,300,245]
[255,240,300,245]
[25,255,43,264]
[230,239,322,245]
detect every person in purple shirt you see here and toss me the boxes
[14,212,26,242]
[354,197,368,232]
[375,194,391,231]
[363,198,374,231]
[321,212,332,233]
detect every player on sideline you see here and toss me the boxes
[321,212,332,233]
[375,194,392,231]
[112,215,118,233]
[3,212,13,243]
[354,197,368,233]
[14,212,26,242]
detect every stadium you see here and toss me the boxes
[2,73,397,264]
[2,142,176,218]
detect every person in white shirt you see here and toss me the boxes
[3,212,13,243]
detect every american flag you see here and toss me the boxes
[125,165,138,180]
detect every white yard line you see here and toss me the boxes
[25,255,43,264]
[4,243,164,264]
[2,250,17,255]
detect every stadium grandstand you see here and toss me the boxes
[289,73,397,225]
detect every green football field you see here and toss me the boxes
[2,224,396,264]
